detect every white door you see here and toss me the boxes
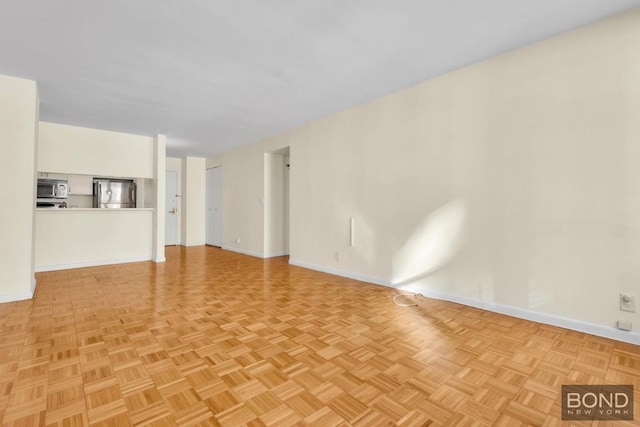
[165,170,178,245]
[206,167,223,246]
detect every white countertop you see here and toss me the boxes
[36,207,155,212]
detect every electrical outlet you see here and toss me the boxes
[335,251,340,261]
[617,320,632,331]
[236,237,240,244]
[620,294,636,313]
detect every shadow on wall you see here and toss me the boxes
[391,199,468,287]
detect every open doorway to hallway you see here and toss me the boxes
[264,147,290,257]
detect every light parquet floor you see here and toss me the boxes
[0,246,638,426]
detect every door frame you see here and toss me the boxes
[165,169,179,246]
[206,166,223,247]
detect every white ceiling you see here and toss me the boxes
[1,1,638,157]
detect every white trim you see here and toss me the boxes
[153,257,166,263]
[35,256,152,272]
[288,259,388,287]
[222,245,265,258]
[36,207,155,212]
[0,291,33,303]
[288,260,640,345]
[181,241,206,247]
[414,288,640,345]
[264,252,289,258]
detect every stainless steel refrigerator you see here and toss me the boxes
[93,179,137,208]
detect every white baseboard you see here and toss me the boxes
[288,259,389,287]
[0,290,33,303]
[264,252,289,258]
[153,257,166,263]
[413,288,640,346]
[228,249,289,259]
[181,242,206,247]
[288,259,640,345]
[35,256,152,272]
[222,246,265,258]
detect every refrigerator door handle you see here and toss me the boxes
[130,184,136,206]
[93,182,99,208]
[97,182,103,207]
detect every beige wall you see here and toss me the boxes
[181,157,206,246]
[206,156,223,169]
[210,9,640,343]
[166,157,182,171]
[218,137,288,257]
[38,122,154,178]
[0,74,38,302]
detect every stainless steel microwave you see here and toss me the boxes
[37,179,68,199]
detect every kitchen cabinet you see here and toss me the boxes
[68,175,94,195]
[38,172,68,180]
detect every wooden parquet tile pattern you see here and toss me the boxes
[0,246,638,426]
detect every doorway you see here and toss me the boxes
[165,170,178,245]
[264,147,290,257]
[206,166,223,247]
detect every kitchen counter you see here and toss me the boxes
[35,208,154,271]
[36,207,155,211]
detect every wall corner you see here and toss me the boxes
[153,134,166,262]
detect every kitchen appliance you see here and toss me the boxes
[93,178,137,208]
[36,200,67,208]
[37,179,68,199]
[36,178,69,208]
